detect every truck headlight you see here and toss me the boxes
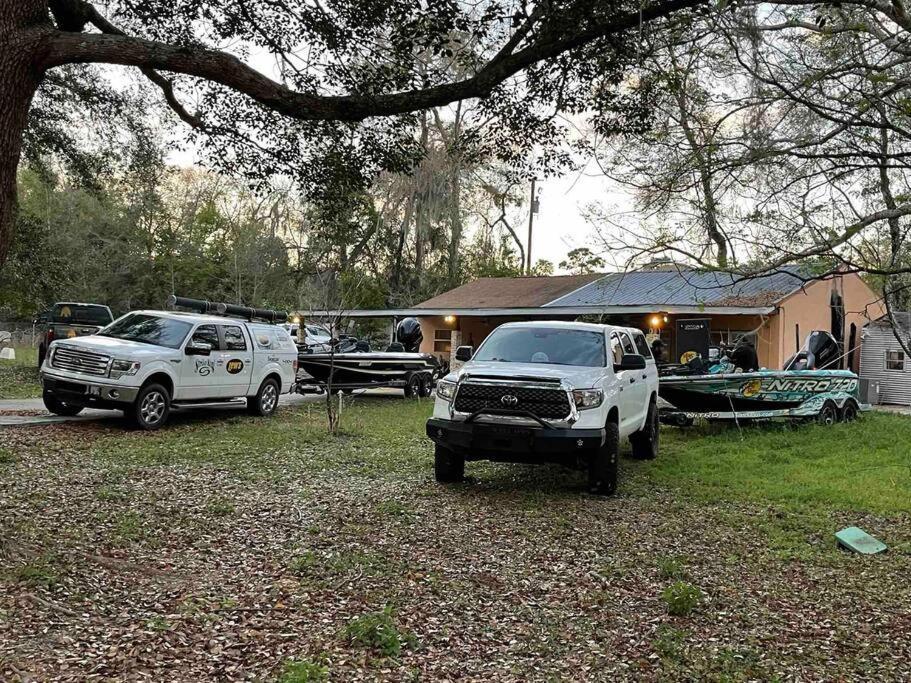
[109,359,141,379]
[436,380,457,401]
[572,388,603,410]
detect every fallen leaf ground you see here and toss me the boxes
[1,398,910,681]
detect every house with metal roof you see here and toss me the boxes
[311,265,884,370]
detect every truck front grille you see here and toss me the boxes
[454,383,572,420]
[51,345,110,376]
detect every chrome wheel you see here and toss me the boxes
[140,390,166,425]
[261,383,278,413]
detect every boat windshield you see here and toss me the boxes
[99,314,192,349]
[474,327,607,367]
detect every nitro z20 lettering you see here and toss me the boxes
[759,377,858,393]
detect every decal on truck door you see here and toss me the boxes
[226,359,244,374]
[195,359,215,376]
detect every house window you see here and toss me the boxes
[886,350,905,371]
[434,329,452,353]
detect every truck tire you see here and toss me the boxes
[247,378,280,416]
[129,383,171,430]
[38,346,46,368]
[42,392,83,417]
[629,400,659,460]
[418,374,433,398]
[434,443,465,483]
[588,420,619,496]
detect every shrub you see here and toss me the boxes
[344,606,414,657]
[657,556,687,580]
[661,581,703,616]
[278,658,329,683]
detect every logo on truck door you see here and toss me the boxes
[226,359,244,374]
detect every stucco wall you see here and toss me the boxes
[776,274,884,370]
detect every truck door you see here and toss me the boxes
[619,331,648,426]
[180,324,221,400]
[218,324,254,397]
[610,332,637,434]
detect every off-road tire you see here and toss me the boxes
[817,400,838,426]
[129,383,170,430]
[247,378,280,417]
[839,400,859,422]
[434,443,465,483]
[418,374,433,398]
[629,399,659,460]
[589,420,619,495]
[42,392,83,417]
[38,346,46,368]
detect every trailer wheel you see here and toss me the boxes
[588,420,619,496]
[816,400,838,426]
[839,400,858,422]
[434,444,465,483]
[42,392,83,417]
[404,373,422,398]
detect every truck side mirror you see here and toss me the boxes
[616,353,646,371]
[185,340,212,356]
[455,346,473,362]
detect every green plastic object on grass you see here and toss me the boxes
[835,527,887,554]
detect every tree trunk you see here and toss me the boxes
[0,2,49,271]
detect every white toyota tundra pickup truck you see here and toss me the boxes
[426,321,660,495]
[40,310,298,429]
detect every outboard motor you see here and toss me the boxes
[784,330,841,370]
[395,317,423,353]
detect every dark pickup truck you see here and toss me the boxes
[35,302,114,367]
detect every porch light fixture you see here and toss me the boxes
[444,315,457,324]
[650,315,662,328]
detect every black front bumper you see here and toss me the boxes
[426,418,605,464]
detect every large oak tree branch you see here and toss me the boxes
[38,0,706,122]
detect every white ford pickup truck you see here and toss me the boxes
[426,321,660,495]
[40,310,298,429]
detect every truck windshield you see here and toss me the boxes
[99,314,192,349]
[51,304,113,326]
[474,327,607,367]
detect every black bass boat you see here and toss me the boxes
[659,331,866,423]
[295,317,440,397]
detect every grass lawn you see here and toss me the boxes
[1,397,910,681]
[0,347,40,400]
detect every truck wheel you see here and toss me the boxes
[840,400,858,422]
[817,400,838,426]
[630,400,659,460]
[247,378,280,416]
[434,444,465,483]
[588,420,619,496]
[418,374,433,398]
[42,392,83,417]
[38,346,46,368]
[129,383,170,430]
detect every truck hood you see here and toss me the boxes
[52,335,177,359]
[451,360,604,388]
